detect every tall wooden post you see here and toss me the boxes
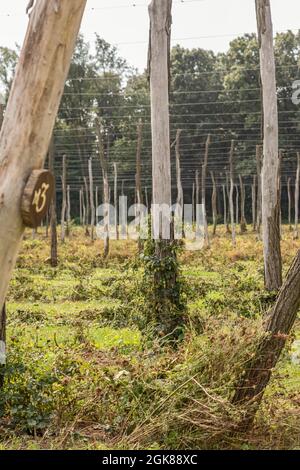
[287,177,292,231]
[113,162,119,240]
[229,140,236,246]
[66,184,71,237]
[252,175,257,231]
[202,134,210,247]
[95,117,110,258]
[256,145,262,237]
[235,184,239,225]
[256,0,282,290]
[88,158,95,241]
[48,137,57,268]
[222,183,227,232]
[0,0,87,350]
[81,186,86,231]
[79,189,83,226]
[61,154,67,243]
[149,0,172,240]
[294,153,300,239]
[148,0,181,335]
[239,175,247,232]
[174,129,184,238]
[210,171,217,236]
[83,176,90,237]
[136,119,143,207]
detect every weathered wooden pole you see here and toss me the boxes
[192,182,195,224]
[88,158,95,241]
[66,184,71,237]
[287,177,292,231]
[95,117,110,258]
[202,134,210,247]
[61,154,67,243]
[0,0,86,364]
[252,175,257,231]
[235,184,239,225]
[83,176,90,237]
[135,119,143,207]
[48,137,57,268]
[81,186,86,231]
[294,153,300,239]
[113,162,119,240]
[149,0,172,240]
[174,129,184,238]
[256,145,262,237]
[79,188,83,226]
[239,174,247,233]
[256,0,282,290]
[148,0,182,334]
[210,171,217,236]
[229,140,236,246]
[222,183,227,232]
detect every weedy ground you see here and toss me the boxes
[0,225,300,450]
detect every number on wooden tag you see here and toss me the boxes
[21,170,54,228]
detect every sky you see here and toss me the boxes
[0,0,300,72]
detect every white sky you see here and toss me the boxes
[0,0,300,72]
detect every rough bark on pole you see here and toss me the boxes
[66,184,71,237]
[239,174,247,233]
[192,182,195,224]
[79,189,83,226]
[252,175,257,231]
[0,0,86,333]
[145,187,149,212]
[222,183,228,232]
[174,129,184,238]
[294,153,300,239]
[113,162,119,240]
[233,248,300,429]
[61,154,67,243]
[278,150,282,238]
[235,184,239,226]
[225,172,231,234]
[229,140,236,246]
[148,0,182,335]
[48,137,57,268]
[287,177,292,231]
[256,0,282,291]
[81,186,86,231]
[256,145,262,237]
[202,134,210,248]
[135,119,143,207]
[88,158,95,241]
[83,176,90,237]
[210,171,217,236]
[148,0,172,239]
[95,117,110,258]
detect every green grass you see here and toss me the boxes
[0,226,300,450]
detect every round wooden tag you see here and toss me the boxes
[21,170,54,228]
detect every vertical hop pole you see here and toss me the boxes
[0,0,87,386]
[256,0,282,290]
[148,0,183,336]
[229,140,236,247]
[95,117,110,258]
[88,158,95,241]
[49,136,58,267]
[294,152,300,240]
[61,154,67,242]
